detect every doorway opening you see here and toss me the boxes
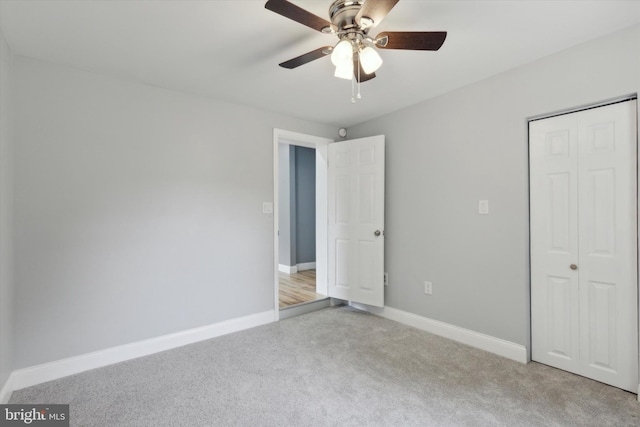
[273,129,332,320]
[278,144,323,308]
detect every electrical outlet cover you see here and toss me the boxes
[424,281,433,295]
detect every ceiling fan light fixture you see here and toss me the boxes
[266,0,448,96]
[359,46,383,74]
[331,39,353,67]
[334,61,354,80]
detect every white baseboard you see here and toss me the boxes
[0,374,14,404]
[278,264,297,274]
[296,262,316,271]
[8,310,275,393]
[278,263,316,274]
[351,303,528,364]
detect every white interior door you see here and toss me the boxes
[530,100,638,392]
[328,135,385,307]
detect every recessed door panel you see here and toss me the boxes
[358,174,375,224]
[546,275,573,359]
[587,281,616,372]
[586,122,615,154]
[358,241,375,291]
[336,150,350,168]
[547,173,571,253]
[586,169,615,256]
[546,130,571,158]
[336,175,351,224]
[335,239,350,288]
[358,146,376,167]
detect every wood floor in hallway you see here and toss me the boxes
[279,269,326,308]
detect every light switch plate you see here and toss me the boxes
[479,200,489,215]
[262,202,273,214]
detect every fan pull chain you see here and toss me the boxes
[357,53,362,100]
[350,52,362,103]
[351,75,355,103]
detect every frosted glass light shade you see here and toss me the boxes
[334,61,354,80]
[331,40,353,67]
[359,46,383,74]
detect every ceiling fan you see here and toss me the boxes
[265,0,447,84]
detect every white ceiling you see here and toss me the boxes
[1,0,639,127]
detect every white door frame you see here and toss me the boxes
[527,96,640,397]
[273,129,333,321]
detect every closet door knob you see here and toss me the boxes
[374,230,382,237]
[570,264,578,270]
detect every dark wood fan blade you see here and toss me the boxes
[354,60,376,82]
[279,46,332,69]
[376,31,447,50]
[355,0,399,29]
[265,0,333,33]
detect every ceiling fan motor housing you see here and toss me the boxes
[329,0,369,43]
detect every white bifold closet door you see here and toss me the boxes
[530,100,638,393]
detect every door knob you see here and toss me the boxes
[570,264,578,270]
[374,230,382,237]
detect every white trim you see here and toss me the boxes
[297,262,316,271]
[314,142,329,297]
[351,303,528,364]
[0,374,14,404]
[278,263,315,274]
[8,310,274,392]
[638,384,640,401]
[528,94,637,122]
[278,264,297,274]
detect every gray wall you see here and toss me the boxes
[277,145,316,268]
[12,56,335,369]
[294,146,316,264]
[348,24,640,346]
[0,30,14,391]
